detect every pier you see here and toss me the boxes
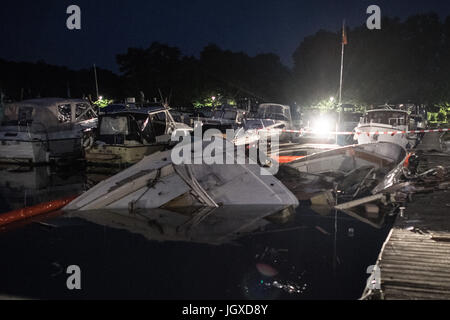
[363,133,450,299]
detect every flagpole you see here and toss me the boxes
[93,64,99,100]
[339,20,345,106]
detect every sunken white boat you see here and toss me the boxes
[0,98,97,164]
[65,137,299,211]
[277,142,408,200]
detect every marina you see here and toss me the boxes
[1,1,450,304]
[0,96,449,300]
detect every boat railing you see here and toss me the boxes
[388,118,406,126]
[363,117,407,127]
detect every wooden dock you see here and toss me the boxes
[363,133,450,300]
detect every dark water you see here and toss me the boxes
[0,165,393,300]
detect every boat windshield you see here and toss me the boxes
[258,105,290,121]
[244,119,276,130]
[364,111,407,126]
[100,116,129,135]
[245,119,264,130]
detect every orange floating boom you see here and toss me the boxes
[0,195,77,227]
[275,156,305,164]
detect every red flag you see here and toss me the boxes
[342,25,348,45]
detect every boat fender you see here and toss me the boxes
[82,133,94,150]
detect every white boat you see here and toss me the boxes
[232,118,285,147]
[257,103,298,141]
[85,106,192,167]
[65,137,299,211]
[354,108,414,148]
[278,142,407,200]
[0,98,97,164]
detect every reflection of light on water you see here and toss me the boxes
[241,261,308,299]
[262,280,307,294]
[242,276,308,298]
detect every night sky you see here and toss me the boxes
[1,0,450,72]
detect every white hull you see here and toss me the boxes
[0,129,82,164]
[355,124,410,148]
[288,142,406,174]
[281,142,408,199]
[0,138,48,163]
[1,98,97,164]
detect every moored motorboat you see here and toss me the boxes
[0,98,97,164]
[354,108,415,148]
[85,106,192,167]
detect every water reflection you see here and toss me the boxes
[0,165,394,300]
[0,165,87,212]
[66,206,284,245]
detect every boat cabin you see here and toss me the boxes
[257,103,292,123]
[2,98,96,132]
[96,107,176,145]
[360,110,409,127]
[201,105,246,132]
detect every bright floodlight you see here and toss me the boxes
[312,116,333,136]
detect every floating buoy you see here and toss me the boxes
[0,196,77,227]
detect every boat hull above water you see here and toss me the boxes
[355,124,412,149]
[0,131,84,164]
[286,142,406,173]
[0,98,97,164]
[0,134,49,164]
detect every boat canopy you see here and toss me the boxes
[2,98,96,131]
[257,103,291,122]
